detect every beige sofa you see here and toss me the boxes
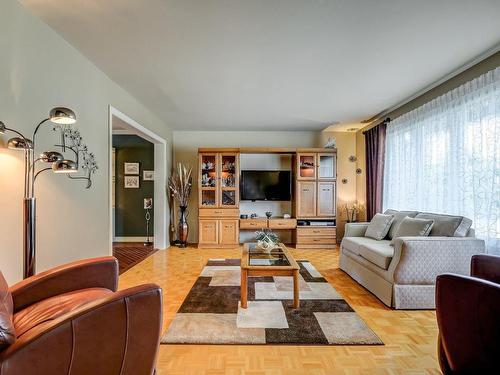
[339,210,485,309]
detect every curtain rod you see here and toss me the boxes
[362,118,391,135]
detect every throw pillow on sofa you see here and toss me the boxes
[390,217,434,245]
[365,213,395,240]
[384,209,419,239]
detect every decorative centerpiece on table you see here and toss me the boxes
[168,163,192,248]
[255,229,280,253]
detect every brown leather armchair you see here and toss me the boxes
[0,256,162,375]
[436,254,500,374]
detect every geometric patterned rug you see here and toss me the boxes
[161,259,383,345]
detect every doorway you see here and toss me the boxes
[108,106,168,261]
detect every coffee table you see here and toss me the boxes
[240,242,300,309]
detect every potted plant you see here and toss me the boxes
[168,163,192,247]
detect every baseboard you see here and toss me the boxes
[114,236,150,242]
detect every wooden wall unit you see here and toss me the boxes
[198,149,240,248]
[197,147,337,249]
[296,149,337,219]
[295,149,337,249]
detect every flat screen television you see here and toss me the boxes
[240,170,291,201]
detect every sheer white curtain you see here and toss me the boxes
[383,67,500,253]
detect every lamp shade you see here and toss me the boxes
[0,121,5,134]
[7,137,33,150]
[49,107,76,125]
[52,159,78,173]
[40,151,64,163]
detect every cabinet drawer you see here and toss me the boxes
[296,236,336,245]
[297,227,336,237]
[268,219,297,229]
[240,218,268,229]
[199,208,239,217]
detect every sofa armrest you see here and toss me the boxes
[436,274,500,373]
[392,237,485,285]
[10,256,118,312]
[344,222,370,237]
[0,284,162,375]
[471,254,500,284]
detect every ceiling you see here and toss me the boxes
[20,0,500,131]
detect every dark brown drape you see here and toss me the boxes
[365,120,388,220]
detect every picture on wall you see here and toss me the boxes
[124,162,140,175]
[143,170,155,181]
[124,176,140,188]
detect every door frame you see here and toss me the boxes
[108,106,168,253]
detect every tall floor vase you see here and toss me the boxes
[178,205,189,248]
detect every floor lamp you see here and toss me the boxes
[0,108,98,278]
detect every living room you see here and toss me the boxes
[0,1,499,374]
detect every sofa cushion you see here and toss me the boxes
[0,273,15,350]
[342,236,383,254]
[358,241,394,270]
[415,212,472,237]
[13,287,113,338]
[365,213,395,240]
[342,237,394,270]
[390,217,434,245]
[384,209,420,239]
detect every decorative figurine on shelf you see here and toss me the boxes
[144,198,153,246]
[324,137,336,148]
[201,173,208,186]
[265,211,272,219]
[168,163,192,248]
[255,229,280,253]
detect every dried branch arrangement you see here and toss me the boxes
[168,163,192,207]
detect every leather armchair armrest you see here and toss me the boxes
[10,256,118,312]
[0,284,162,375]
[436,274,500,373]
[344,222,370,237]
[471,254,500,284]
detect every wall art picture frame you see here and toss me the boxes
[124,162,140,175]
[143,170,155,181]
[124,176,140,188]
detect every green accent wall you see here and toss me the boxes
[113,135,154,237]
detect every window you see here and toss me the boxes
[383,67,500,253]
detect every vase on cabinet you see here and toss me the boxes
[178,205,189,247]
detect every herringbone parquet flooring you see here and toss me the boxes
[118,246,440,375]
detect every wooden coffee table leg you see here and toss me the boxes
[241,268,248,308]
[293,269,300,309]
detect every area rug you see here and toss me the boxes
[161,259,383,345]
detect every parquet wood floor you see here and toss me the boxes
[118,246,441,375]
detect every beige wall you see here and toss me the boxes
[0,0,172,283]
[174,130,359,243]
[320,131,361,237]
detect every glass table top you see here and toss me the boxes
[247,243,291,266]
